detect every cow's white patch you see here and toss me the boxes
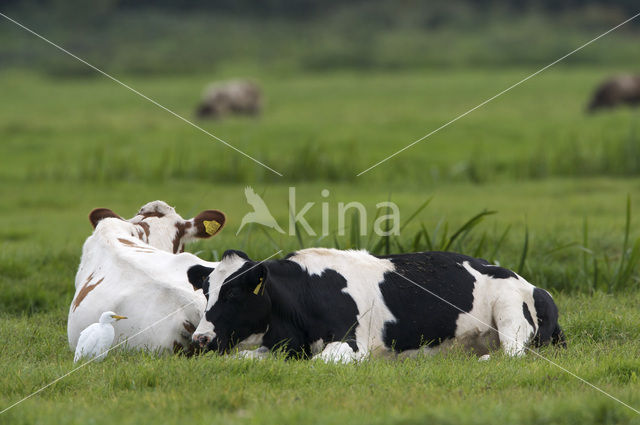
[236,346,269,360]
[192,320,216,343]
[238,330,267,348]
[313,342,361,363]
[128,201,184,252]
[289,248,396,356]
[310,339,324,355]
[456,261,537,357]
[203,253,248,311]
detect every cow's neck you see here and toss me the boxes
[263,271,335,358]
[262,276,311,356]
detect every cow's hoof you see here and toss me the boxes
[478,354,491,362]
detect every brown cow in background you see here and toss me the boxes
[587,75,640,113]
[196,80,262,119]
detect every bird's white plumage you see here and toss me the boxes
[74,311,125,363]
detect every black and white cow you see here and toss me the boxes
[189,248,565,362]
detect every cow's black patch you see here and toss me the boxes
[187,265,214,296]
[379,252,478,351]
[522,302,535,329]
[204,258,360,358]
[204,260,270,353]
[222,249,250,261]
[472,263,518,280]
[261,262,360,356]
[532,288,566,347]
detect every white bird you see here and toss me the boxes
[74,311,127,363]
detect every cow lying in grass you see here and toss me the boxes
[68,201,225,354]
[188,248,565,362]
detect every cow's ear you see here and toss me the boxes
[187,265,214,291]
[89,208,122,229]
[191,210,226,238]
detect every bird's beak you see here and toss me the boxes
[112,315,127,320]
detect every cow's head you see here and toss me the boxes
[89,200,226,253]
[189,250,270,353]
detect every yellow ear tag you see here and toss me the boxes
[253,277,264,295]
[203,220,220,236]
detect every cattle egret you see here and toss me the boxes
[74,311,127,363]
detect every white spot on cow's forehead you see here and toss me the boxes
[205,254,248,310]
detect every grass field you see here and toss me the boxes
[2,67,639,183]
[1,66,640,424]
[1,292,640,425]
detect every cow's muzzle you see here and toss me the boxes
[192,333,214,348]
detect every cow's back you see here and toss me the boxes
[374,251,541,354]
[68,235,209,352]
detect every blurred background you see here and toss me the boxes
[0,0,639,183]
[1,0,638,74]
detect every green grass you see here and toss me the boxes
[2,293,640,424]
[1,67,640,423]
[1,68,640,184]
[2,178,638,316]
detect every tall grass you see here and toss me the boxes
[237,196,640,294]
[27,143,361,184]
[25,130,640,184]
[579,196,640,293]
[1,194,638,318]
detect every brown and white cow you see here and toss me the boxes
[67,200,226,354]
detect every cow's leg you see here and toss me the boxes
[313,342,366,363]
[494,304,535,357]
[236,346,269,359]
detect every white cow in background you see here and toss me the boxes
[68,200,226,354]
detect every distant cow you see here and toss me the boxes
[68,201,226,355]
[587,75,640,112]
[196,80,262,119]
[189,248,565,362]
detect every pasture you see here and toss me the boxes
[1,67,640,424]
